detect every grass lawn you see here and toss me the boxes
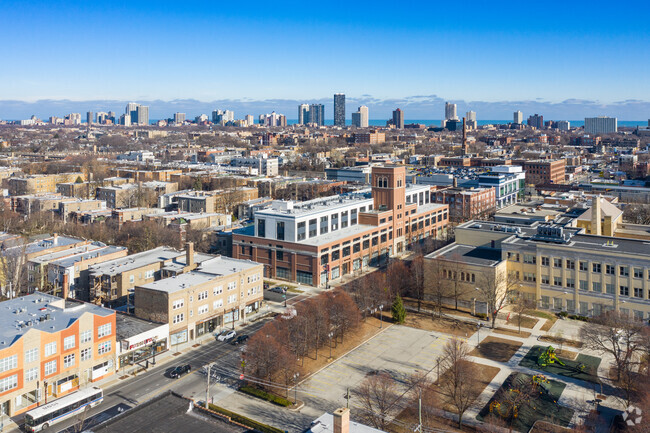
[493,327,532,338]
[298,316,385,379]
[528,311,558,332]
[402,311,480,338]
[470,336,523,363]
[538,335,583,349]
[477,372,574,432]
[500,313,539,329]
[519,345,601,384]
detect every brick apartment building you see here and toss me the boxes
[513,159,566,185]
[431,186,496,223]
[232,165,449,286]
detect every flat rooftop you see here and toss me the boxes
[139,256,260,294]
[0,294,113,350]
[426,243,503,267]
[89,391,251,433]
[115,313,163,341]
[88,247,181,276]
[4,234,83,257]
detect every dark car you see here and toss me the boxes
[231,334,249,345]
[269,286,285,294]
[169,364,191,378]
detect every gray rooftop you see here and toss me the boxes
[139,256,261,294]
[426,244,503,267]
[88,247,181,276]
[0,294,113,350]
[4,234,83,256]
[115,313,163,341]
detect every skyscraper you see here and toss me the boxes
[445,102,458,121]
[527,114,544,129]
[514,111,523,124]
[86,111,93,125]
[298,104,310,125]
[585,117,617,134]
[174,112,185,124]
[334,93,345,127]
[309,104,325,127]
[136,105,149,126]
[465,111,477,129]
[352,106,369,128]
[126,102,139,124]
[392,109,404,129]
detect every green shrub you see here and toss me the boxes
[392,294,406,324]
[557,311,569,318]
[208,403,284,433]
[568,314,589,322]
[239,385,292,407]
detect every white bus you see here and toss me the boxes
[24,387,103,432]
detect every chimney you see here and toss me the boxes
[591,195,601,236]
[62,273,69,299]
[186,242,195,268]
[333,408,350,433]
[453,177,458,188]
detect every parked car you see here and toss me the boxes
[270,286,285,294]
[231,334,249,345]
[218,330,236,342]
[169,364,191,378]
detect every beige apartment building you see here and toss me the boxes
[8,173,85,195]
[134,256,263,345]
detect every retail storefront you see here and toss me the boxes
[117,320,169,369]
[195,314,223,337]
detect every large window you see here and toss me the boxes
[0,355,17,373]
[98,341,111,356]
[81,348,91,361]
[25,348,39,364]
[331,213,339,231]
[341,211,349,228]
[276,267,290,280]
[0,375,17,393]
[98,323,112,338]
[25,367,38,382]
[276,221,285,241]
[64,353,75,368]
[173,313,184,324]
[331,250,340,261]
[45,342,57,357]
[257,219,266,237]
[44,360,57,376]
[351,209,358,225]
[309,219,317,237]
[64,336,75,350]
[297,222,306,241]
[320,216,328,235]
[81,330,92,344]
[296,271,312,285]
[198,290,208,301]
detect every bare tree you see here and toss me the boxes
[424,258,451,318]
[0,241,28,297]
[512,296,536,334]
[477,269,519,328]
[409,254,426,312]
[356,372,401,430]
[437,338,476,428]
[580,311,646,385]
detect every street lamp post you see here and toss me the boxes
[232,308,236,330]
[328,332,334,359]
[293,373,300,404]
[476,323,482,348]
[379,305,384,328]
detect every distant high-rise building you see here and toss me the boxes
[86,111,93,125]
[527,114,544,129]
[120,113,131,127]
[126,102,139,124]
[334,93,345,127]
[136,105,149,126]
[245,114,254,127]
[585,116,617,134]
[259,112,286,127]
[557,120,570,131]
[65,113,81,125]
[309,104,325,127]
[195,114,209,123]
[465,111,477,129]
[445,102,458,121]
[96,112,108,124]
[174,112,185,124]
[514,110,523,124]
[212,109,234,125]
[298,104,310,125]
[108,111,116,124]
[392,109,404,129]
[352,105,369,128]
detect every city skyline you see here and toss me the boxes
[1,1,649,106]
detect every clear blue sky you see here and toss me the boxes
[1,0,649,106]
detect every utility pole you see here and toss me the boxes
[205,363,212,409]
